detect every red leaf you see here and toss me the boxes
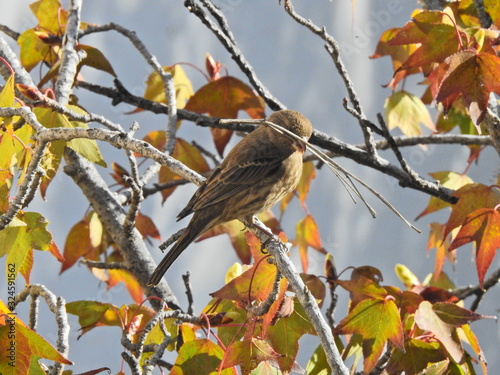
[433,50,500,125]
[449,208,500,285]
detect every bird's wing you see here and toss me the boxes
[177,155,285,220]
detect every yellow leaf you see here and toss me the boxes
[385,90,435,136]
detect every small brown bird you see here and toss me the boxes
[148,110,313,286]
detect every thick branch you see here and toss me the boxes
[63,148,180,310]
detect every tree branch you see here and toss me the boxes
[183,0,285,111]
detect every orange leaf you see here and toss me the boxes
[0,300,72,373]
[280,160,315,212]
[210,233,278,303]
[185,76,265,155]
[416,171,473,220]
[426,222,454,281]
[109,162,130,188]
[336,274,387,308]
[205,53,222,81]
[389,10,462,72]
[294,215,326,273]
[369,27,419,89]
[108,269,144,305]
[444,183,500,239]
[159,138,210,202]
[61,211,103,273]
[449,207,500,285]
[135,212,161,241]
[334,298,405,373]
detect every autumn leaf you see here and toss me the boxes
[0,74,15,108]
[443,183,500,239]
[485,0,500,29]
[414,301,464,363]
[337,273,388,310]
[170,338,237,375]
[294,215,326,272]
[61,211,103,273]
[280,160,316,213]
[159,138,210,202]
[385,91,435,137]
[448,207,500,285]
[131,64,193,113]
[198,211,281,266]
[386,338,445,374]
[426,222,455,281]
[66,301,156,338]
[205,53,223,81]
[18,0,90,72]
[334,298,405,373]
[432,50,500,125]
[0,300,72,375]
[432,302,495,326]
[185,76,265,155]
[416,171,473,219]
[109,162,130,188]
[460,323,488,374]
[35,106,107,195]
[201,298,247,347]
[38,44,116,87]
[369,27,419,89]
[394,263,420,288]
[266,301,316,373]
[210,234,279,304]
[1,211,61,283]
[30,0,68,34]
[222,338,280,373]
[108,269,144,305]
[306,344,331,375]
[389,10,463,72]
[135,212,161,242]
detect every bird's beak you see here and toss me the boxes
[298,136,308,152]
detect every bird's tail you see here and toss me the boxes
[147,226,198,286]
[148,208,220,287]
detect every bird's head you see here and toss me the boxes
[267,110,313,151]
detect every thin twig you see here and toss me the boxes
[283,0,377,156]
[184,0,285,111]
[453,266,500,311]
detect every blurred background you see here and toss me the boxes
[1,0,499,373]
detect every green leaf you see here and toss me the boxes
[306,345,330,375]
[1,212,58,283]
[170,338,237,375]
